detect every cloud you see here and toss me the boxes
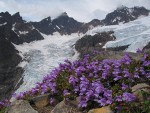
[0,0,149,22]
[88,9,107,20]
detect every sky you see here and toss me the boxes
[0,0,150,22]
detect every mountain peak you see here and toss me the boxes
[58,12,68,17]
[0,11,11,17]
[103,6,150,25]
[12,12,24,23]
[133,6,150,12]
[13,12,21,17]
[36,16,51,25]
[43,16,51,21]
[116,5,128,10]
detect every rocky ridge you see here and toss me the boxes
[75,31,116,57]
[31,6,150,35]
[102,6,150,25]
[0,12,44,45]
[5,83,150,113]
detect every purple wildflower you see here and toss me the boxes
[122,92,137,102]
[115,95,123,102]
[122,83,128,90]
[63,90,70,96]
[50,98,55,105]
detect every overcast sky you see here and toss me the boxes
[0,0,150,22]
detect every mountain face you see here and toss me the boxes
[79,19,104,34]
[103,6,150,25]
[31,13,104,35]
[0,6,149,44]
[0,31,23,100]
[31,6,150,35]
[0,12,43,100]
[0,12,44,45]
[75,31,116,57]
[31,12,83,35]
[144,42,150,50]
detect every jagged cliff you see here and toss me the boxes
[0,32,23,100]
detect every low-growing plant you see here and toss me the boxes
[0,108,6,113]
[1,50,150,112]
[0,100,9,113]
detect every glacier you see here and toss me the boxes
[88,15,150,52]
[14,33,82,93]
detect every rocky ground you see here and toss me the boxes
[5,83,150,113]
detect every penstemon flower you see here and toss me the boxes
[1,50,147,111]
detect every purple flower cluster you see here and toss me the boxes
[11,51,150,109]
[0,100,10,109]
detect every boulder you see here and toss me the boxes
[6,100,38,113]
[88,106,113,113]
[132,83,150,101]
[31,94,50,108]
[51,99,81,113]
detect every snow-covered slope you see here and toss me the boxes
[88,15,150,52]
[14,33,82,93]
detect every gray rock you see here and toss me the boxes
[6,100,38,113]
[31,94,50,108]
[132,83,150,92]
[75,31,116,58]
[51,99,81,113]
[88,106,113,113]
[132,83,150,101]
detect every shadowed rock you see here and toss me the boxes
[31,94,50,108]
[51,100,81,113]
[6,100,38,113]
[0,36,23,101]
